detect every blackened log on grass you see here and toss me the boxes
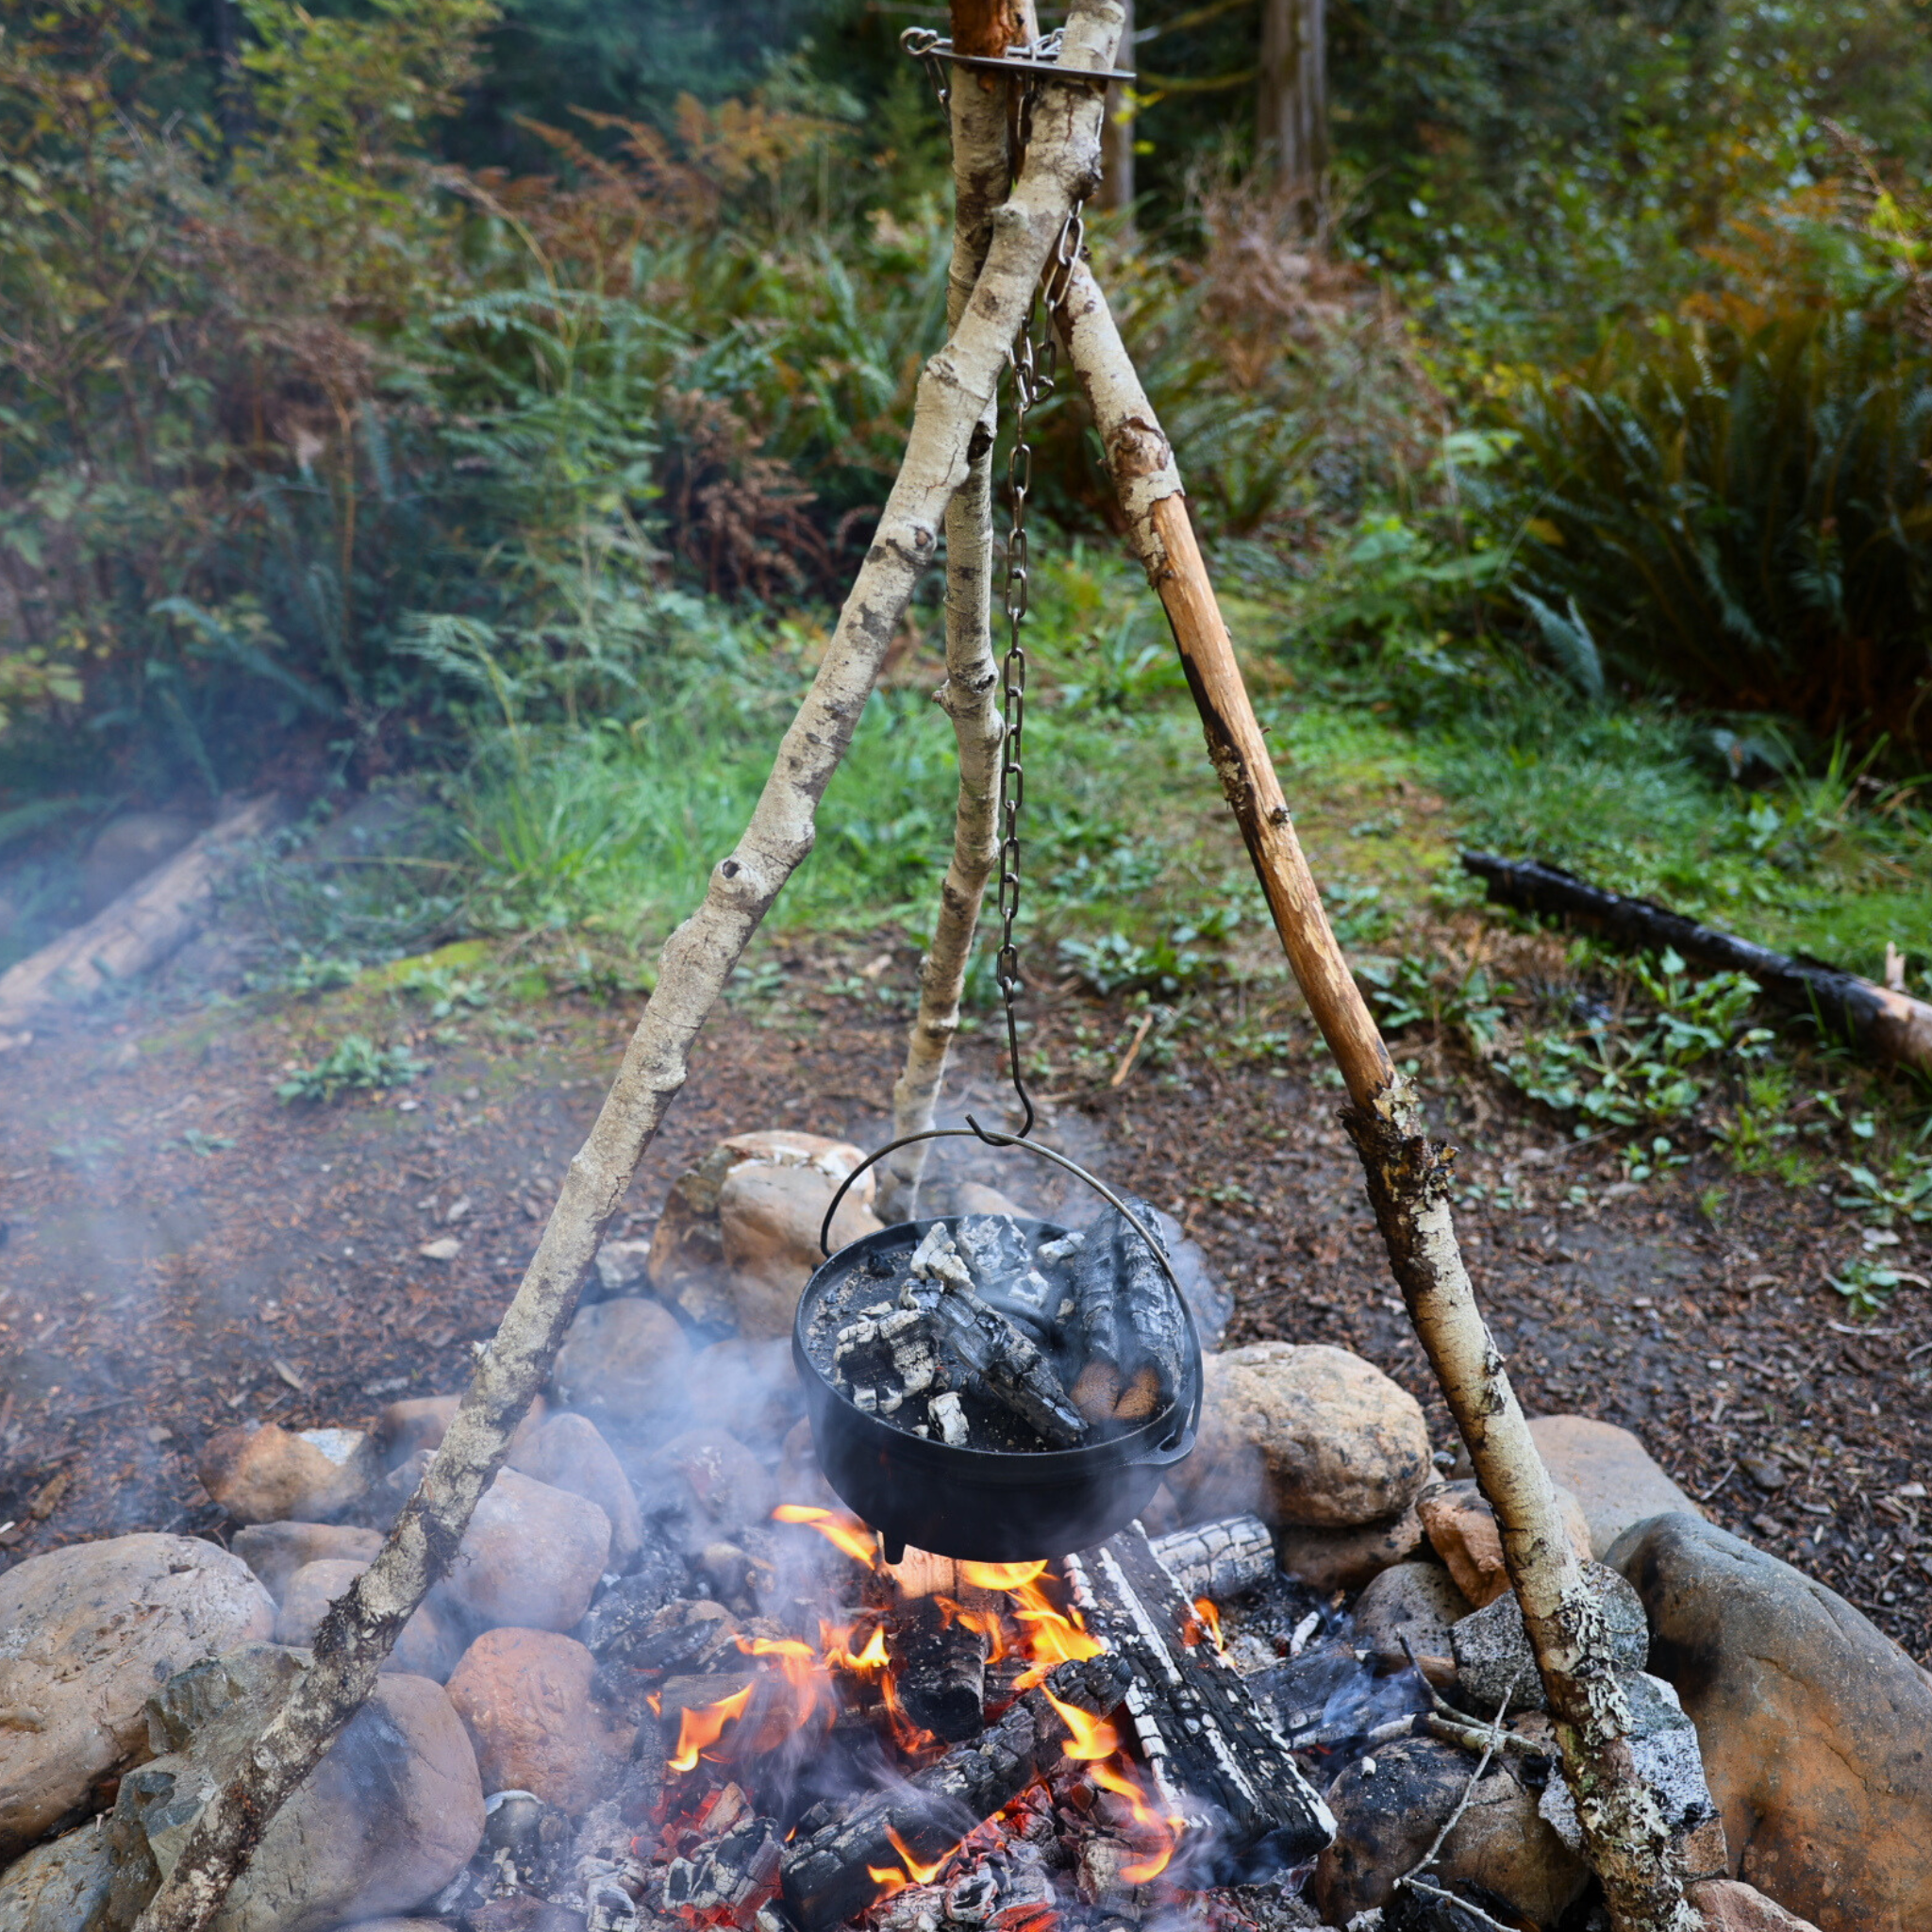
[1461,851,1932,1072]
[1147,1516,1275,1603]
[890,1593,990,1742]
[779,1655,1132,1932]
[1062,1529,1334,1874]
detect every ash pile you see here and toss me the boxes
[804,1208,1188,1451]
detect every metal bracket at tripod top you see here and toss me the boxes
[901,27,1136,88]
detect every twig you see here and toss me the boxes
[1108,1011,1155,1088]
[1696,1460,1736,1503]
[1404,1876,1517,1931]
[1395,1665,1524,1892]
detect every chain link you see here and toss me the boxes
[991,197,1086,1140]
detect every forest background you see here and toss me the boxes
[1,0,1930,1242]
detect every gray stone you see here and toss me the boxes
[443,1470,609,1634]
[1352,1562,1472,1682]
[0,1817,114,1932]
[1613,1512,1932,1932]
[272,1562,460,1681]
[551,1299,693,1441]
[229,1523,384,1602]
[591,1239,654,1297]
[1451,1560,1647,1712]
[0,1535,275,1858]
[1538,1670,1719,1859]
[508,1412,643,1569]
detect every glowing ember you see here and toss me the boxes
[773,1503,878,1566]
[1088,1757,1185,1883]
[667,1682,754,1773]
[866,1825,956,1894]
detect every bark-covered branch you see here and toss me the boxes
[129,16,1126,1932]
[1054,256,1696,1932]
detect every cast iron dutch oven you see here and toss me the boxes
[791,1214,1202,1562]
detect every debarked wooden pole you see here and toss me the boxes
[1053,254,1698,1932]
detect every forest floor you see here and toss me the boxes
[2,912,1927,1666]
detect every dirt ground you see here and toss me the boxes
[1,923,1927,1665]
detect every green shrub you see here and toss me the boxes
[1497,302,1932,755]
[277,1035,428,1103]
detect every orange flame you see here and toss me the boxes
[774,1503,877,1566]
[667,1683,755,1773]
[866,1825,954,1895]
[1088,1758,1184,1883]
[1008,1573,1106,1690]
[1188,1597,1225,1654]
[958,1558,1048,1591]
[1044,1690,1122,1762]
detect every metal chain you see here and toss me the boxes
[992,197,1086,1141]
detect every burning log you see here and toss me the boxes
[1061,1528,1333,1875]
[1147,1517,1275,1604]
[778,1655,1132,1932]
[889,1594,991,1744]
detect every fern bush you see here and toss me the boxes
[1498,300,1932,753]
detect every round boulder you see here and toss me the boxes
[274,1561,461,1681]
[196,1424,379,1524]
[551,1298,692,1440]
[0,1534,275,1857]
[445,1629,632,1813]
[1172,1343,1431,1529]
[444,1470,610,1634]
[1353,1561,1474,1683]
[230,1522,384,1601]
[508,1411,642,1569]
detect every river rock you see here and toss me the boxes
[374,1395,548,1470]
[647,1131,878,1335]
[1312,1735,1589,1924]
[1525,1414,1705,1557]
[0,1535,275,1858]
[1612,1512,1932,1932]
[551,1299,692,1440]
[1687,1879,1824,1930]
[196,1424,380,1524]
[444,1470,610,1634]
[230,1522,383,1600]
[592,1238,654,1297]
[445,1629,632,1813]
[0,1815,113,1932]
[113,1647,483,1932]
[1275,1507,1424,1593]
[1452,1559,1647,1711]
[508,1413,642,1568]
[1417,1477,1592,1607]
[689,1339,804,1451]
[274,1561,460,1680]
[645,1428,774,1536]
[1171,1343,1431,1529]
[1353,1562,1473,1683]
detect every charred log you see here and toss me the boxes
[889,1594,990,1743]
[778,1655,1131,1932]
[1147,1516,1275,1603]
[1461,851,1932,1073]
[1062,1528,1333,1874]
[1113,1196,1187,1415]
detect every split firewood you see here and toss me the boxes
[1061,1527,1333,1869]
[1065,1199,1186,1423]
[128,15,1129,1932]
[778,1653,1133,1932]
[1147,1515,1275,1602]
[888,1593,991,1743]
[1462,850,1932,1074]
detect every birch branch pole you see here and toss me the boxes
[1053,256,1698,1932]
[128,14,1126,1932]
[877,0,1040,1221]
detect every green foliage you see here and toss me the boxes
[277,1034,427,1103]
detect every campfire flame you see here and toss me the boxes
[667,1682,756,1773]
[774,1502,878,1565]
[865,1825,952,1894]
[1187,1595,1225,1655]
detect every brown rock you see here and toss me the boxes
[197,1424,379,1524]
[1351,1561,1473,1682]
[230,1521,383,1600]
[648,1131,878,1334]
[1525,1414,1705,1557]
[774,1418,836,1511]
[1418,1477,1592,1607]
[690,1339,804,1451]
[551,1299,692,1440]
[1613,1513,1932,1932]
[1171,1343,1431,1529]
[1275,1507,1424,1592]
[375,1394,547,1469]
[274,1561,461,1681]
[1313,1736,1589,1924]
[445,1629,631,1812]
[445,1470,610,1634]
[0,1815,113,1932]
[115,1653,484,1932]
[1688,1879,1824,1931]
[715,1161,882,1339]
[648,1428,774,1534]
[0,1534,275,1857]
[508,1413,642,1568]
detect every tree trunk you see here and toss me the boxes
[126,15,1127,1932]
[876,0,1038,1222]
[1053,255,1697,1932]
[1257,0,1326,226]
[1099,0,1136,222]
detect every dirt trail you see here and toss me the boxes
[1,933,1925,1663]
